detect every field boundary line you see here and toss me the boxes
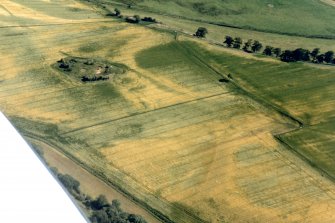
[0,3,13,16]
[274,135,335,190]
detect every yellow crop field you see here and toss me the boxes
[1,1,335,223]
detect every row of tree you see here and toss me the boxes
[223,35,335,64]
[193,28,334,64]
[54,169,147,223]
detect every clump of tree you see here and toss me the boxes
[125,15,141,23]
[242,39,252,52]
[88,196,147,223]
[194,27,208,38]
[81,75,109,82]
[141,17,157,23]
[223,36,234,47]
[325,51,334,63]
[57,58,76,72]
[263,46,274,56]
[58,173,80,195]
[251,40,263,53]
[106,8,122,17]
[233,37,242,49]
[279,48,334,64]
[311,48,320,62]
[273,48,282,57]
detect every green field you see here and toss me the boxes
[102,1,335,53]
[179,41,335,125]
[278,121,335,179]
[110,0,335,37]
[1,1,335,223]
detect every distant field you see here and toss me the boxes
[103,2,335,52]
[110,0,335,37]
[1,1,335,223]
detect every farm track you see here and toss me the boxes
[0,4,12,16]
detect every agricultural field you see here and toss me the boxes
[102,1,335,52]
[183,40,335,125]
[278,121,335,180]
[109,0,335,37]
[1,0,335,223]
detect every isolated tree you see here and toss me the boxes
[233,37,242,49]
[324,51,334,63]
[332,58,335,64]
[251,40,263,52]
[224,36,234,47]
[263,46,273,56]
[273,47,282,57]
[195,27,208,38]
[316,54,325,63]
[311,48,320,61]
[242,39,253,52]
[114,8,121,16]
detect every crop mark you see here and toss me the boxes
[0,3,13,16]
[62,92,231,135]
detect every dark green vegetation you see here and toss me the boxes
[223,36,335,64]
[279,121,335,179]
[53,168,147,223]
[168,41,335,125]
[109,0,335,38]
[194,27,208,38]
[31,144,148,223]
[53,57,126,83]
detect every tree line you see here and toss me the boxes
[53,168,147,223]
[194,27,335,65]
[223,35,335,64]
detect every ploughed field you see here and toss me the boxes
[1,1,335,223]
